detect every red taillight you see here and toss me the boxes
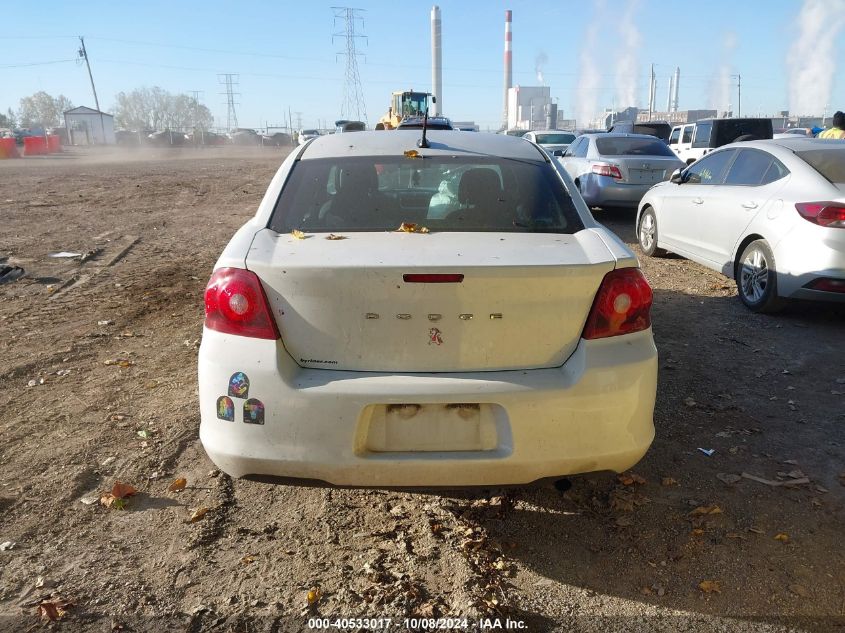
[204,268,280,340]
[805,278,845,293]
[591,162,623,179]
[795,202,845,228]
[403,273,464,283]
[582,268,653,340]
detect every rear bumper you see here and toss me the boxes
[774,228,845,302]
[198,329,657,487]
[581,175,653,208]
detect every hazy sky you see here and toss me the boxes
[3,0,843,130]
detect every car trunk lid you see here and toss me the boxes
[246,229,617,372]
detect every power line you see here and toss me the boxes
[0,58,77,68]
[332,7,368,124]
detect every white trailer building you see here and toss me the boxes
[63,106,115,145]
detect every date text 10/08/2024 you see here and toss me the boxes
[307,617,528,630]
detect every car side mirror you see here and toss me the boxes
[670,168,684,184]
[553,149,564,157]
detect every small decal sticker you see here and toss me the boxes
[228,372,250,398]
[243,399,265,425]
[216,396,234,421]
[428,327,443,346]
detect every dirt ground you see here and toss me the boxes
[0,147,843,633]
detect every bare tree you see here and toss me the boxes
[112,87,213,131]
[18,92,73,128]
[0,108,16,128]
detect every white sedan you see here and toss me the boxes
[200,131,657,487]
[637,138,845,312]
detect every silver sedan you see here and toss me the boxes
[557,133,685,209]
[637,138,845,312]
[523,130,576,157]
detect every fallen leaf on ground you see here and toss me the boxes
[167,478,187,492]
[698,580,721,594]
[241,555,255,565]
[111,482,137,499]
[788,584,809,597]
[691,528,705,536]
[742,472,811,487]
[38,597,72,621]
[307,587,322,605]
[774,532,790,542]
[100,494,124,509]
[689,505,722,516]
[684,397,697,407]
[716,473,742,485]
[325,233,346,240]
[104,358,134,367]
[661,477,679,486]
[617,472,646,486]
[189,507,209,523]
[136,430,151,440]
[291,229,307,239]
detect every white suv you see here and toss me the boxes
[668,118,774,165]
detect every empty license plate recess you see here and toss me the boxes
[361,403,500,452]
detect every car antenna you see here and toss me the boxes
[417,107,430,148]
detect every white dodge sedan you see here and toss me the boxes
[637,138,845,312]
[200,131,656,487]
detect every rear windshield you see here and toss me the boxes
[595,137,675,157]
[269,156,584,234]
[535,133,576,144]
[633,123,671,141]
[710,119,773,146]
[796,149,845,184]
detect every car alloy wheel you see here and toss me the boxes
[637,208,665,257]
[737,239,785,313]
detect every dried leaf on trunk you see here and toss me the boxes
[325,234,347,240]
[291,229,307,239]
[396,222,419,233]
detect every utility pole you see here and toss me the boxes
[737,73,741,117]
[295,111,303,131]
[78,36,106,144]
[647,63,655,121]
[188,91,204,145]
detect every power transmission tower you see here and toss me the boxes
[218,74,239,131]
[332,7,368,124]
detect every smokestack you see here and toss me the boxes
[431,6,442,116]
[503,10,512,128]
[666,73,673,112]
[672,66,680,112]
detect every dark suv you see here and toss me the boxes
[607,121,672,142]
